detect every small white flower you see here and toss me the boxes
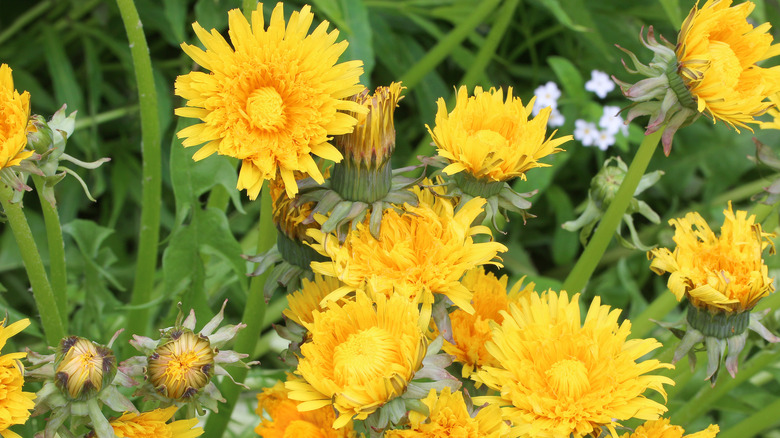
[599,105,628,136]
[594,129,616,151]
[585,70,615,99]
[574,119,599,146]
[548,107,565,127]
[532,81,561,115]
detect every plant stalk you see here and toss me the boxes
[0,184,65,345]
[562,129,663,293]
[203,184,274,437]
[31,175,68,323]
[115,0,161,338]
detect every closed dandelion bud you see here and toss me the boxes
[562,157,662,250]
[147,329,215,400]
[54,336,117,401]
[590,161,625,210]
[26,114,54,155]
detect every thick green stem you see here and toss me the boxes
[116,0,161,338]
[31,175,68,323]
[718,395,780,438]
[0,184,65,345]
[203,185,274,437]
[562,129,663,293]
[670,346,780,426]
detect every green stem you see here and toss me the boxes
[562,129,663,293]
[203,185,275,437]
[399,0,501,90]
[73,105,138,131]
[31,176,67,323]
[116,0,161,338]
[670,346,780,426]
[718,395,780,438]
[0,184,65,345]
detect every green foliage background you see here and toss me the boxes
[2,0,780,436]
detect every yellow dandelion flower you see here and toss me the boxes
[147,330,215,400]
[54,336,116,401]
[0,64,33,170]
[384,387,508,438]
[286,291,426,429]
[444,267,535,378]
[256,379,355,437]
[175,2,365,199]
[284,274,345,327]
[308,196,507,321]
[108,406,203,438]
[474,291,673,438]
[428,86,569,183]
[0,318,35,438]
[648,202,775,313]
[676,0,780,130]
[620,419,719,438]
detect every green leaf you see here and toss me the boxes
[532,0,588,32]
[547,185,578,265]
[62,219,125,291]
[162,208,247,307]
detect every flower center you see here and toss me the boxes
[707,41,741,90]
[473,129,508,151]
[247,86,286,131]
[332,326,395,384]
[545,358,590,399]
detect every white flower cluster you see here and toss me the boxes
[574,70,626,150]
[532,81,564,127]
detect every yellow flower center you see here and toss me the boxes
[148,330,215,400]
[332,327,395,384]
[708,41,741,90]
[473,129,508,152]
[247,86,286,131]
[545,358,590,399]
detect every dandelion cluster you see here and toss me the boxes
[6,0,780,437]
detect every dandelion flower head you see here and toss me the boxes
[175,2,365,199]
[676,0,780,129]
[286,291,426,429]
[256,379,355,437]
[384,387,508,438]
[0,318,35,438]
[428,85,569,183]
[0,64,33,170]
[474,291,673,438]
[648,202,775,313]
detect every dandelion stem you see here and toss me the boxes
[115,0,161,338]
[31,175,68,323]
[562,129,663,293]
[203,184,275,437]
[0,184,65,345]
[669,346,780,426]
